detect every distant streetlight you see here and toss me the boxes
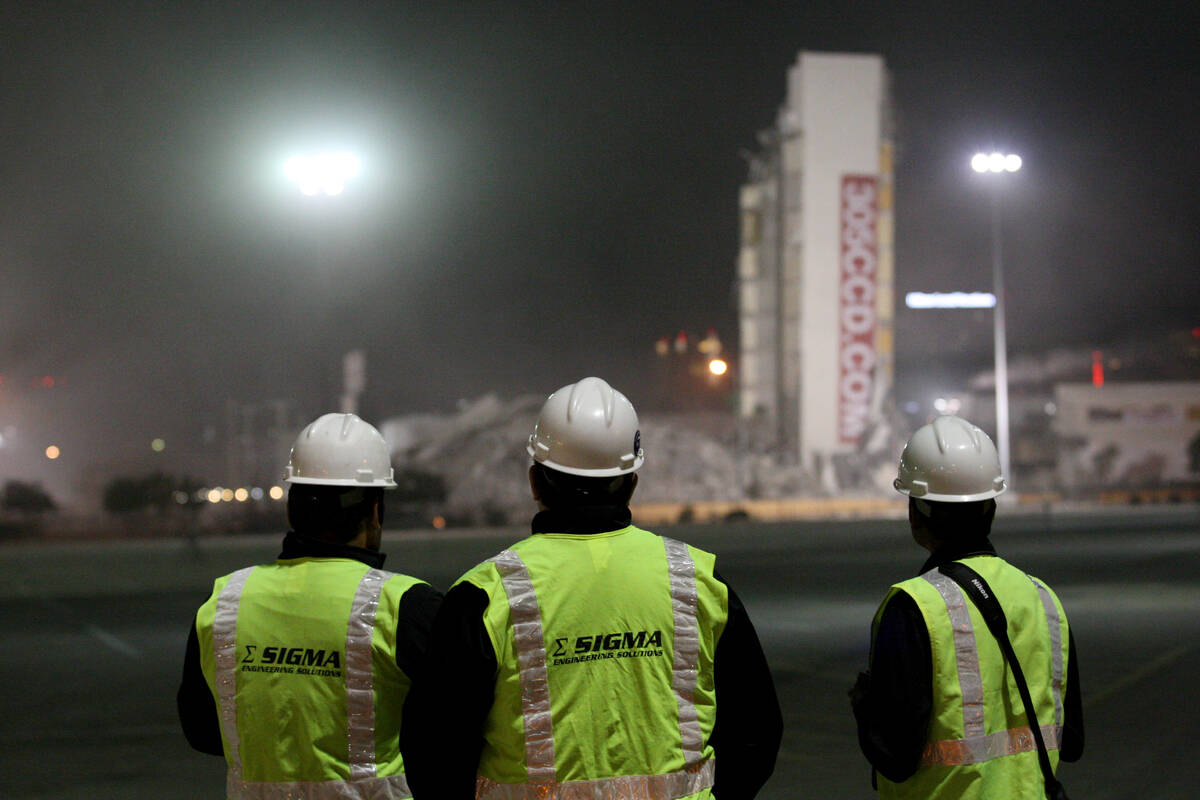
[971,152,1022,174]
[284,151,362,197]
[972,150,1021,489]
[708,358,729,377]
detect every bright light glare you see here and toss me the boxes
[269,485,284,500]
[934,397,962,414]
[45,445,61,460]
[285,152,362,197]
[973,151,1021,173]
[221,488,235,502]
[708,358,728,376]
[207,488,222,504]
[906,292,996,309]
[234,488,249,502]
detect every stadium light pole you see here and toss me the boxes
[971,151,1021,489]
[283,150,364,413]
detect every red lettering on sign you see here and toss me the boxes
[839,176,878,444]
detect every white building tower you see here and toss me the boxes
[738,51,895,483]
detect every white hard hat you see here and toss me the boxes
[527,377,644,477]
[285,413,397,488]
[894,415,1006,502]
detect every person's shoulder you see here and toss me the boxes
[389,577,442,600]
[454,550,514,588]
[646,530,721,578]
[653,530,716,561]
[378,568,433,585]
[208,563,260,591]
[1021,568,1066,605]
[883,572,941,607]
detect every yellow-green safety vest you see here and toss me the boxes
[459,525,729,800]
[873,555,1071,800]
[195,556,425,800]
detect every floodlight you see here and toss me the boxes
[285,151,362,197]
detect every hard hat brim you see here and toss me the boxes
[285,475,398,489]
[893,482,1005,503]
[527,444,644,477]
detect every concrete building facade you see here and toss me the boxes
[738,51,895,476]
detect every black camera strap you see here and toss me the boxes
[937,561,1069,800]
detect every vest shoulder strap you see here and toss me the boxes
[937,562,1069,800]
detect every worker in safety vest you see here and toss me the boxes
[407,376,782,800]
[850,415,1083,798]
[177,412,442,799]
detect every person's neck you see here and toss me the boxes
[280,531,386,568]
[919,535,996,574]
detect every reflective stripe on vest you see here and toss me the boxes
[225,775,412,800]
[480,537,714,799]
[211,565,413,800]
[921,571,986,741]
[1030,577,1065,728]
[475,760,716,800]
[664,537,704,766]
[918,570,1064,766]
[489,549,557,784]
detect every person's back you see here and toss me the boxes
[179,412,440,799]
[852,415,1081,800]
[194,555,423,791]
[461,523,726,795]
[875,553,1071,799]
[409,377,781,800]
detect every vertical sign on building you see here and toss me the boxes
[838,175,878,444]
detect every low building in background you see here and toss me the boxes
[1054,382,1200,495]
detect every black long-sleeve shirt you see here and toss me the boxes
[176,532,442,758]
[405,505,783,800]
[851,538,1083,784]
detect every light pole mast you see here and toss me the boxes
[971,151,1021,488]
[990,186,1011,488]
[284,149,363,413]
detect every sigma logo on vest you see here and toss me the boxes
[550,630,665,666]
[240,645,343,677]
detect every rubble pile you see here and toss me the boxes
[381,394,896,525]
[382,395,541,525]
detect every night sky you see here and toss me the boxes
[2,2,1197,502]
